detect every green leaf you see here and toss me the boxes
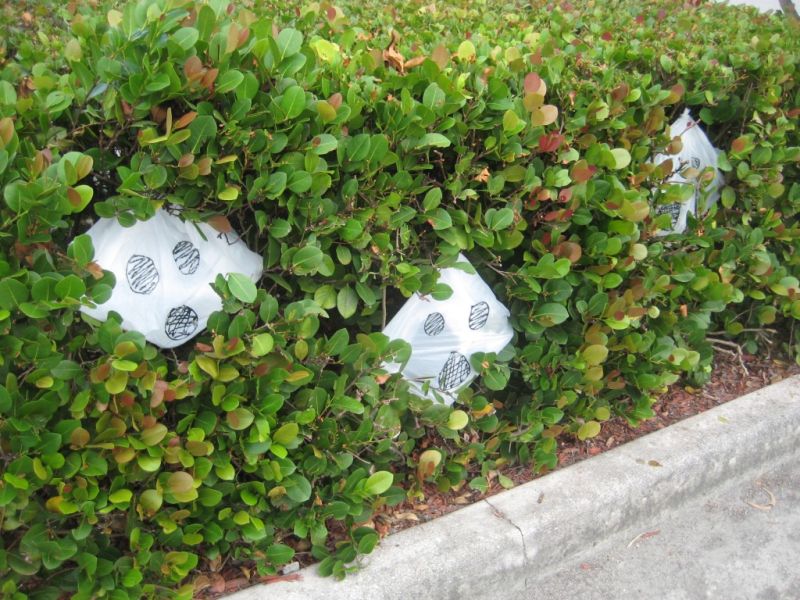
[141,423,168,446]
[227,273,258,303]
[485,207,515,231]
[281,85,306,119]
[276,28,303,59]
[416,133,451,149]
[337,286,358,318]
[218,186,239,201]
[0,81,17,105]
[447,410,469,430]
[534,303,569,327]
[216,69,245,94]
[68,234,94,266]
[266,543,295,565]
[251,333,274,356]
[227,408,255,430]
[582,344,609,366]
[292,246,324,275]
[610,148,631,170]
[312,133,338,154]
[273,422,299,446]
[427,208,452,230]
[172,27,199,50]
[109,489,133,504]
[364,471,393,495]
[577,420,602,440]
[457,40,476,61]
[0,278,29,310]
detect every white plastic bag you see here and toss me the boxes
[78,209,262,348]
[382,255,513,404]
[653,109,724,234]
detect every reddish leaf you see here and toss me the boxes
[554,241,582,263]
[524,72,543,94]
[151,380,168,408]
[571,159,596,183]
[328,93,343,109]
[539,132,564,153]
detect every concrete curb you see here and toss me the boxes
[227,375,800,600]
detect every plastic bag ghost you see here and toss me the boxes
[78,209,262,348]
[382,255,514,404]
[653,109,724,235]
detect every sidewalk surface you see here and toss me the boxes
[720,0,798,11]
[228,376,800,600]
[522,459,800,600]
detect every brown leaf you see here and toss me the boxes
[202,68,219,91]
[177,154,194,168]
[473,167,490,183]
[173,111,198,130]
[207,215,233,233]
[183,56,204,81]
[67,187,82,208]
[404,55,426,70]
[611,82,630,103]
[259,573,303,585]
[383,30,405,73]
[431,44,450,69]
[86,261,104,279]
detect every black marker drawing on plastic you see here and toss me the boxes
[165,305,199,341]
[172,241,200,275]
[438,352,471,390]
[468,301,490,330]
[126,255,159,294]
[219,232,241,246]
[423,312,445,336]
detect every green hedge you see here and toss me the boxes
[0,0,798,596]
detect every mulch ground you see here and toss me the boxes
[199,351,799,596]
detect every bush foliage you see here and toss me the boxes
[0,0,798,596]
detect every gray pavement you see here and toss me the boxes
[522,459,800,600]
[718,0,797,11]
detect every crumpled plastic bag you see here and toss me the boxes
[78,209,262,348]
[382,255,514,404]
[653,109,724,235]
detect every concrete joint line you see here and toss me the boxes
[484,497,530,590]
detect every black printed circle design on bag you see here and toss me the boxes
[438,352,471,391]
[126,255,159,294]
[655,203,682,228]
[164,305,199,341]
[172,241,200,275]
[423,312,445,336]
[468,301,490,330]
